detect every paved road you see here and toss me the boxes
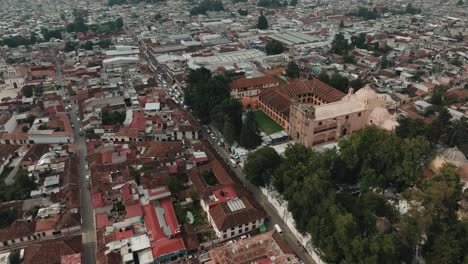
[69,105,96,264]
[203,131,315,264]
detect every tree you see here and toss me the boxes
[102,111,126,125]
[244,147,281,187]
[98,39,112,49]
[222,116,237,145]
[457,0,464,5]
[429,85,445,106]
[328,73,349,92]
[331,32,350,55]
[343,54,356,64]
[339,20,345,29]
[108,0,126,5]
[9,252,21,264]
[318,71,330,84]
[265,40,284,55]
[349,78,364,90]
[64,41,77,52]
[82,41,93,50]
[0,208,17,228]
[240,111,262,149]
[210,98,243,142]
[115,17,124,30]
[154,13,163,22]
[190,0,225,15]
[351,33,366,49]
[257,14,269,30]
[285,61,300,78]
[290,0,298,5]
[22,85,34,98]
[237,8,248,16]
[184,68,231,123]
[395,117,429,139]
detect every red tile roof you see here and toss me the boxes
[61,253,82,264]
[96,213,113,229]
[115,229,134,240]
[92,192,104,209]
[125,203,143,218]
[209,196,266,231]
[143,203,165,241]
[129,110,146,131]
[229,76,279,91]
[259,79,345,117]
[151,238,185,258]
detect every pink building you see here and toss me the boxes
[289,85,398,147]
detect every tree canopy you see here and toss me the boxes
[243,126,466,263]
[240,110,262,149]
[331,32,350,56]
[285,61,300,78]
[265,40,284,55]
[210,98,243,144]
[257,14,269,30]
[244,146,281,187]
[102,111,126,125]
[183,68,231,123]
[0,208,17,228]
[190,0,225,15]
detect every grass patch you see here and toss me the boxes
[0,166,13,182]
[276,76,288,85]
[254,110,284,135]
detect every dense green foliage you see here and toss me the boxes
[0,28,63,47]
[22,85,44,98]
[237,8,248,16]
[102,111,126,125]
[348,6,380,20]
[348,5,421,19]
[108,0,166,6]
[82,41,94,50]
[257,0,287,8]
[240,111,262,149]
[108,0,126,6]
[97,39,113,49]
[396,114,468,155]
[64,41,78,52]
[41,28,63,41]
[244,146,281,187]
[265,40,285,55]
[331,32,350,56]
[66,12,89,33]
[257,14,269,30]
[190,0,225,15]
[0,208,17,228]
[0,172,37,202]
[210,98,243,144]
[318,71,351,93]
[88,17,124,34]
[9,252,21,264]
[285,61,300,78]
[184,68,231,123]
[244,127,467,263]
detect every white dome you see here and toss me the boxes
[369,106,390,122]
[441,147,467,167]
[355,85,378,103]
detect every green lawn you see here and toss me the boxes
[276,76,288,85]
[254,110,284,135]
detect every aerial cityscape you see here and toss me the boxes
[0,0,466,263]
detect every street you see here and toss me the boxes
[53,47,96,264]
[69,104,96,264]
[202,130,316,264]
